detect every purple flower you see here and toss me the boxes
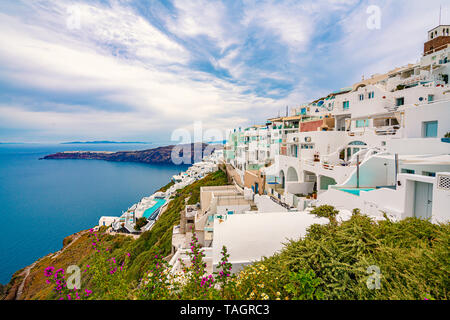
[44,266,55,277]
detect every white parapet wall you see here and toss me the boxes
[98,216,118,227]
[433,173,450,223]
[212,212,329,274]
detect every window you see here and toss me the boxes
[359,94,364,101]
[428,94,434,102]
[423,121,438,138]
[301,144,314,149]
[343,101,350,110]
[368,91,375,99]
[396,97,405,106]
[401,169,415,174]
[355,119,369,128]
[348,141,367,146]
[423,171,436,177]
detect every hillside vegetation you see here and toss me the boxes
[4,169,449,300]
[4,170,228,300]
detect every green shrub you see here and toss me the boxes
[135,217,148,231]
[311,205,339,224]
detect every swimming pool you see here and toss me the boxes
[143,199,167,220]
[340,188,375,196]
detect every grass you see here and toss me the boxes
[238,212,450,300]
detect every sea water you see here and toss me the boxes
[0,143,188,284]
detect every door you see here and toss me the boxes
[423,121,438,138]
[255,183,259,194]
[414,181,433,220]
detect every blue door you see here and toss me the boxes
[423,121,438,137]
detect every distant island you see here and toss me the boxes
[0,142,25,144]
[61,141,150,144]
[41,143,222,165]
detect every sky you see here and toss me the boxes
[0,0,447,143]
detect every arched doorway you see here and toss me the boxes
[287,167,299,182]
[345,141,368,161]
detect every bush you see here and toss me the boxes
[311,205,339,224]
[255,214,449,300]
[135,217,148,231]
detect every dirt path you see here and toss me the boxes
[51,230,87,260]
[15,258,40,300]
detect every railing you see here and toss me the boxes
[385,96,450,112]
[374,125,400,136]
[322,162,335,171]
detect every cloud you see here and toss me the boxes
[0,0,442,142]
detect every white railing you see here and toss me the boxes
[304,159,316,167]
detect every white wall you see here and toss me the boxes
[99,216,118,227]
[403,100,450,139]
[212,212,329,273]
[341,156,396,188]
[286,181,315,195]
[433,173,450,223]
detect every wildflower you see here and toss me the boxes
[85,289,92,297]
[44,266,55,277]
[261,293,269,300]
[127,253,131,257]
[54,268,64,279]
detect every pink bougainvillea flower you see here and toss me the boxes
[44,266,55,277]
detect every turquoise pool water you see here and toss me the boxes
[340,188,375,196]
[143,199,166,220]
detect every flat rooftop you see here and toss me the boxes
[212,212,329,266]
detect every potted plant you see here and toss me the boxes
[442,132,450,143]
[313,153,320,162]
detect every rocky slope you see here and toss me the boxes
[40,143,222,165]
